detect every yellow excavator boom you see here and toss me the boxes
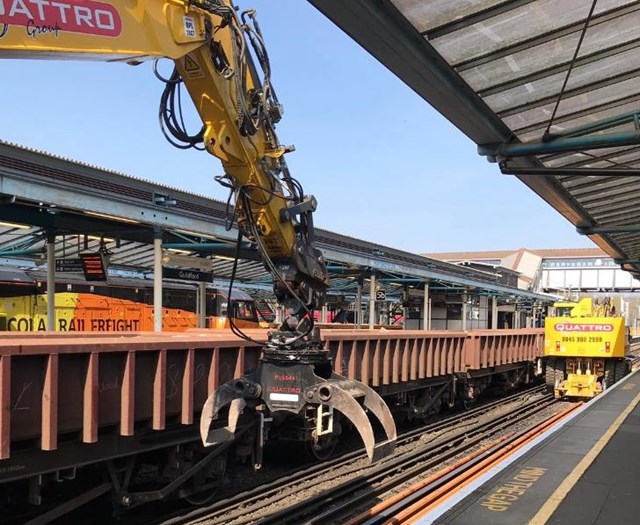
[0,0,395,462]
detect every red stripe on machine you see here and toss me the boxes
[554,323,614,332]
[0,0,122,38]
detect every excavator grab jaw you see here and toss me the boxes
[200,363,397,462]
[304,375,397,462]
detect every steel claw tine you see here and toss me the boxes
[202,399,247,446]
[200,380,249,446]
[328,386,378,462]
[358,383,398,444]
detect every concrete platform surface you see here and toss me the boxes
[419,372,640,525]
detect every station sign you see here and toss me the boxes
[55,258,83,273]
[375,290,386,301]
[81,253,108,281]
[163,267,213,283]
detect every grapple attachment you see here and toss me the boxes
[200,335,396,462]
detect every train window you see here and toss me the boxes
[555,307,573,317]
[231,301,258,321]
[206,294,217,316]
[447,304,462,321]
[163,289,194,311]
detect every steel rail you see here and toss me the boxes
[157,385,546,525]
[257,396,557,525]
[166,390,554,525]
[371,403,582,525]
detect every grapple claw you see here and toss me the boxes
[306,374,396,462]
[341,374,397,447]
[199,330,397,463]
[313,381,395,461]
[200,377,258,446]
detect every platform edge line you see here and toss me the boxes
[529,386,640,525]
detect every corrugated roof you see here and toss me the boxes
[310,0,640,279]
[426,247,608,261]
[426,250,515,261]
[529,247,608,258]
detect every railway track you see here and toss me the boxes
[346,402,581,525]
[629,341,640,370]
[157,385,554,525]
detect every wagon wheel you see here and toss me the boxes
[184,483,220,506]
[614,359,628,384]
[184,451,227,506]
[307,434,338,461]
[545,358,557,390]
[604,360,616,389]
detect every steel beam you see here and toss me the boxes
[480,131,640,160]
[153,230,163,333]
[577,225,640,234]
[551,109,640,139]
[501,166,640,177]
[46,232,55,332]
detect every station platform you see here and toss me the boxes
[422,370,640,525]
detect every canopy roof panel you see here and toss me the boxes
[310,0,640,278]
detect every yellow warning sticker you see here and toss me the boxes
[184,55,204,79]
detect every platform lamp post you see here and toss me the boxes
[402,285,408,330]
[491,296,498,329]
[462,291,468,331]
[153,228,163,332]
[198,281,207,329]
[46,231,55,332]
[356,279,363,329]
[423,282,430,331]
[368,273,376,330]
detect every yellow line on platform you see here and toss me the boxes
[529,384,640,525]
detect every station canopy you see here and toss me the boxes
[310,0,640,279]
[0,141,551,304]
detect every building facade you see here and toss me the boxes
[425,248,640,331]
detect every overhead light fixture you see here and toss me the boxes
[87,235,116,243]
[85,211,140,224]
[153,192,177,207]
[213,255,236,261]
[174,228,218,240]
[0,220,31,230]
[166,248,192,255]
[162,252,213,271]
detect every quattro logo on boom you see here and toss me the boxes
[0,0,122,37]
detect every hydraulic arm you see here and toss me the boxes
[0,0,395,461]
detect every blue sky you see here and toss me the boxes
[0,0,594,254]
